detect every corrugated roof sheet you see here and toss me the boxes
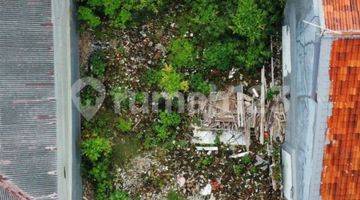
[321,39,360,200]
[323,0,360,31]
[0,0,57,199]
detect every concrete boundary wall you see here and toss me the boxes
[52,0,81,199]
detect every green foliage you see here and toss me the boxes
[158,111,181,127]
[143,69,162,87]
[236,42,270,69]
[154,111,181,142]
[117,118,133,132]
[80,85,98,108]
[188,0,227,39]
[78,6,101,28]
[167,190,184,200]
[159,64,189,95]
[81,137,112,162]
[250,166,258,174]
[232,0,266,42]
[233,164,245,176]
[203,42,237,71]
[135,92,146,104]
[266,87,280,101]
[197,156,214,169]
[109,190,131,200]
[168,39,196,68]
[81,135,114,199]
[90,51,106,77]
[89,161,111,182]
[240,154,253,165]
[142,111,181,148]
[78,0,167,28]
[110,86,130,112]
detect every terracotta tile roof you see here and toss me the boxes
[321,39,360,200]
[323,0,360,31]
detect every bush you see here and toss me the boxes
[232,0,266,42]
[159,64,189,95]
[90,51,106,77]
[188,0,227,39]
[236,42,270,69]
[168,39,196,68]
[78,6,101,28]
[109,190,131,200]
[77,0,167,28]
[190,74,211,95]
[197,156,214,169]
[117,118,132,132]
[142,111,181,148]
[143,69,162,88]
[203,41,237,71]
[81,137,111,162]
[167,190,184,200]
[154,111,181,142]
[233,164,245,176]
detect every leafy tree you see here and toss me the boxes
[77,0,167,28]
[236,42,270,69]
[188,0,227,39]
[232,0,266,42]
[203,41,237,71]
[78,6,101,28]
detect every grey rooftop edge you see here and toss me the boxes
[0,0,81,199]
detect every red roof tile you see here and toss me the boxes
[323,0,360,31]
[321,39,360,200]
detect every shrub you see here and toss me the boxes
[117,117,132,132]
[109,190,131,200]
[158,111,181,127]
[89,161,110,182]
[236,42,270,69]
[167,190,184,200]
[81,137,111,162]
[233,164,245,176]
[154,111,181,142]
[159,64,189,95]
[143,69,162,88]
[90,51,106,77]
[80,85,98,108]
[190,74,211,95]
[77,0,167,28]
[203,41,237,71]
[188,0,227,39]
[135,92,146,104]
[232,0,266,42]
[241,154,253,165]
[197,156,214,169]
[168,39,196,68]
[78,6,101,28]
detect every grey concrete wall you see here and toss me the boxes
[283,0,330,199]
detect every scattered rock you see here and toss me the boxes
[200,183,212,196]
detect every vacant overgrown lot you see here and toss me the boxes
[77,0,285,199]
